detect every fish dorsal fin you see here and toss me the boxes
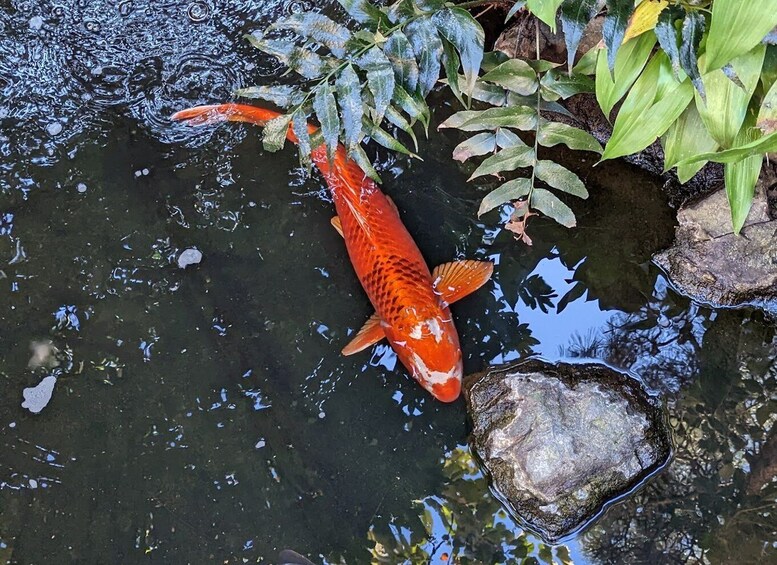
[331,216,343,237]
[432,260,494,306]
[342,313,385,356]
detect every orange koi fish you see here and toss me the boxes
[172,103,492,402]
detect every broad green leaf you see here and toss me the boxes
[757,78,777,134]
[560,0,599,72]
[432,8,485,96]
[623,0,667,43]
[262,114,292,153]
[468,146,535,180]
[234,84,304,107]
[292,111,313,171]
[386,0,415,24]
[458,106,538,131]
[531,188,576,227]
[335,64,364,153]
[602,0,635,72]
[662,103,718,183]
[313,81,340,160]
[679,12,705,100]
[506,1,527,23]
[595,32,656,118]
[478,178,532,216]
[270,13,351,58]
[368,124,418,158]
[337,0,385,25]
[438,110,482,130]
[406,17,444,97]
[526,59,561,73]
[245,35,333,79]
[527,0,564,33]
[509,93,574,117]
[393,85,428,128]
[654,5,683,79]
[385,105,419,150]
[481,51,510,73]
[695,46,766,148]
[535,160,588,197]
[480,59,538,96]
[384,31,419,93]
[446,76,509,105]
[704,0,777,72]
[762,45,777,93]
[602,52,694,161]
[356,47,394,125]
[725,130,764,233]
[441,39,464,105]
[452,132,496,162]
[537,121,602,153]
[349,143,381,183]
[496,128,526,148]
[572,46,599,75]
[540,68,595,99]
[675,131,777,166]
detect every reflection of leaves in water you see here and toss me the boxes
[583,312,777,564]
[558,328,605,359]
[366,446,572,564]
[518,274,557,314]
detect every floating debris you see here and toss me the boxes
[177,248,202,269]
[21,376,58,414]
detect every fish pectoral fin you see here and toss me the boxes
[342,313,385,356]
[432,260,494,305]
[331,216,343,238]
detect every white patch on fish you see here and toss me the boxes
[409,352,460,386]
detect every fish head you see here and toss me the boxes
[385,311,463,403]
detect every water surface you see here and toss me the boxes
[1,1,775,563]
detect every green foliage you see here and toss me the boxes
[241,0,485,182]
[440,48,598,234]
[558,0,777,232]
[240,0,777,237]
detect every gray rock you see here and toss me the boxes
[177,248,202,269]
[464,359,671,543]
[21,376,58,414]
[653,188,777,313]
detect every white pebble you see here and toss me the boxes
[177,248,203,269]
[46,122,63,136]
[77,183,87,193]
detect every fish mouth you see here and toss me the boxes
[409,352,463,402]
[430,378,461,403]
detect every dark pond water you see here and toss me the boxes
[1,1,776,563]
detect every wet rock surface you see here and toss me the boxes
[464,359,671,543]
[653,186,777,313]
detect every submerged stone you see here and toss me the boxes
[653,188,777,313]
[464,359,671,543]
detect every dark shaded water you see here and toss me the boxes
[1,1,775,563]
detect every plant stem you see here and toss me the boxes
[527,17,541,214]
